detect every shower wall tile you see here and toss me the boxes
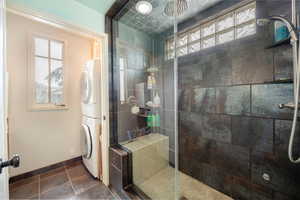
[230,177,251,200]
[252,83,294,119]
[178,64,203,87]
[210,142,250,178]
[251,151,300,198]
[273,192,298,200]
[274,120,300,157]
[250,184,273,200]
[179,134,217,168]
[206,54,232,86]
[200,114,232,143]
[192,87,216,114]
[232,117,274,153]
[274,45,293,81]
[178,88,193,112]
[231,43,274,85]
[216,85,251,115]
[180,112,231,143]
[179,111,203,138]
[198,163,232,195]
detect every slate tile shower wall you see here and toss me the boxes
[160,0,300,199]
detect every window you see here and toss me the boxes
[28,35,67,110]
[165,2,256,60]
[119,56,127,104]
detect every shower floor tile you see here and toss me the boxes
[138,166,233,200]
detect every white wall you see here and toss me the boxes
[7,12,93,176]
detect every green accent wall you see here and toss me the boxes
[74,0,115,14]
[7,0,115,34]
[118,22,154,52]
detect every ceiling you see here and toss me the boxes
[120,0,223,35]
[74,0,116,14]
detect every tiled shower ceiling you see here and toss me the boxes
[120,0,224,35]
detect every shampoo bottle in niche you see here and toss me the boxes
[153,93,160,107]
[147,75,153,89]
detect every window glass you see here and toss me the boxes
[216,15,234,32]
[189,42,201,53]
[33,36,65,107]
[236,7,255,25]
[177,47,188,57]
[236,22,256,38]
[164,2,256,60]
[202,36,215,49]
[35,57,49,104]
[202,23,215,37]
[35,38,48,57]
[217,30,234,44]
[119,57,126,103]
[50,60,64,104]
[50,41,63,59]
[178,34,188,47]
[189,29,201,42]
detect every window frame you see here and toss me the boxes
[27,33,68,111]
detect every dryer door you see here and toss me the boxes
[80,71,91,104]
[81,124,92,159]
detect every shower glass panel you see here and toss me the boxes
[112,0,300,199]
[114,0,178,199]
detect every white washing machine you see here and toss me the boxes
[80,59,101,178]
[81,116,101,178]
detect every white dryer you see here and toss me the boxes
[81,116,101,178]
[81,59,101,119]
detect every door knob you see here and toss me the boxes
[0,154,20,174]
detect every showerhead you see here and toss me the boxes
[164,0,189,17]
[256,15,299,41]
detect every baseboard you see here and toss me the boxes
[9,156,82,184]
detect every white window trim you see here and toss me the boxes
[27,32,68,111]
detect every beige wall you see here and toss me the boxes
[7,12,93,176]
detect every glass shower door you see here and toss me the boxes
[113,0,179,199]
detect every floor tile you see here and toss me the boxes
[66,163,90,180]
[71,174,100,195]
[75,183,115,200]
[9,181,39,200]
[40,167,69,194]
[9,175,39,191]
[40,182,75,199]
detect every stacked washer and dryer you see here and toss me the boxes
[80,59,102,179]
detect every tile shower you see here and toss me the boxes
[108,0,300,199]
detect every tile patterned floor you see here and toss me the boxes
[9,161,119,200]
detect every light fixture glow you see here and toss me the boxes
[136,1,152,15]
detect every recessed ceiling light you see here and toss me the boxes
[136,1,153,15]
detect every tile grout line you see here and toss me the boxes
[109,188,121,200]
[64,165,76,196]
